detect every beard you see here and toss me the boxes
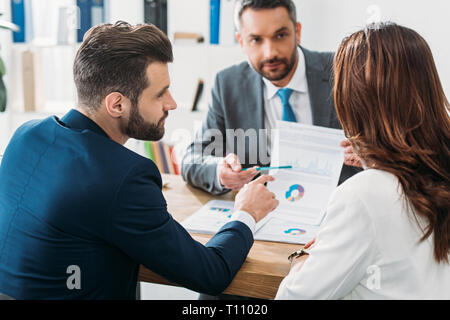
[254,46,298,82]
[123,102,167,141]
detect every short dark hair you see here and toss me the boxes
[234,0,297,30]
[73,21,173,112]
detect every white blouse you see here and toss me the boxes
[275,169,450,299]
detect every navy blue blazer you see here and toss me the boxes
[0,109,253,299]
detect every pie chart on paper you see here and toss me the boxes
[284,228,306,235]
[285,184,305,202]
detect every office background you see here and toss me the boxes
[0,0,449,299]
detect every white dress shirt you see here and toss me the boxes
[229,210,256,234]
[263,47,312,154]
[276,169,450,300]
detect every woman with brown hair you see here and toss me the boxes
[276,22,449,299]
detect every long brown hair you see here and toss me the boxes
[333,22,450,263]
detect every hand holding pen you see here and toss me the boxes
[217,153,260,191]
[218,154,293,190]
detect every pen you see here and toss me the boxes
[241,165,293,171]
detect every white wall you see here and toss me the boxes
[108,0,144,24]
[296,0,450,98]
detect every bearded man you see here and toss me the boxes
[0,21,278,300]
[181,0,362,196]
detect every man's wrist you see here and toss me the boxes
[229,210,256,234]
[214,160,226,190]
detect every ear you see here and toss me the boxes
[104,92,128,119]
[296,22,302,45]
[236,32,244,48]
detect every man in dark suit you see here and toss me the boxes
[181,0,362,196]
[0,22,278,300]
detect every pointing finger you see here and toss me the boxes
[252,174,275,185]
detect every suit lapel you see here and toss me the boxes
[302,46,333,127]
[243,67,265,131]
[239,65,266,166]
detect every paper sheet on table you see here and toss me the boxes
[182,200,274,234]
[254,218,319,244]
[181,200,236,234]
[181,200,319,244]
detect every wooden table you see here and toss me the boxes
[138,174,301,300]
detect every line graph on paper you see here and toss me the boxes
[284,157,339,178]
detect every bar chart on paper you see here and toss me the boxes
[182,200,235,234]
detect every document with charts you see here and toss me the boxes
[181,200,272,234]
[181,199,320,244]
[181,200,236,234]
[182,122,345,244]
[260,121,345,226]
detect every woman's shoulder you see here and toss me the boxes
[339,168,398,190]
[325,169,407,237]
[334,169,403,206]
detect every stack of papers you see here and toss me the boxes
[182,122,345,244]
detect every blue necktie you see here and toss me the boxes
[277,88,297,122]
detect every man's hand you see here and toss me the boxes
[218,153,259,190]
[234,175,279,223]
[340,140,363,168]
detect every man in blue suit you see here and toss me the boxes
[0,22,278,299]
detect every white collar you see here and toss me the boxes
[263,47,308,100]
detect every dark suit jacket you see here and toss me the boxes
[0,109,253,299]
[181,46,361,195]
